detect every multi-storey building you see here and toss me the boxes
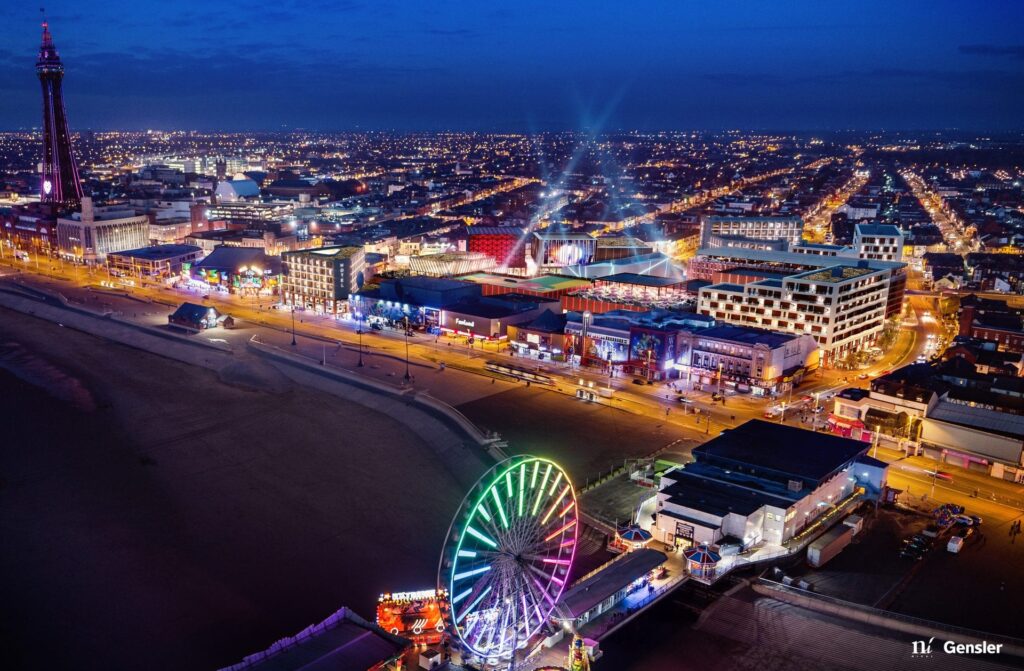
[699,215,803,249]
[689,246,906,319]
[697,261,891,365]
[852,223,904,262]
[282,246,366,315]
[674,324,820,396]
[56,198,151,263]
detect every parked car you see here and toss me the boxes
[970,515,984,526]
[902,538,931,551]
[921,524,940,538]
[632,378,647,386]
[898,548,924,561]
[947,536,965,554]
[953,515,974,527]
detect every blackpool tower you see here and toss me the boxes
[37,20,83,213]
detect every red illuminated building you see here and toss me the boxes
[467,226,526,268]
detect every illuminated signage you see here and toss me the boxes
[379,589,440,602]
[455,318,475,329]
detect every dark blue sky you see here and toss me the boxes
[2,0,1023,131]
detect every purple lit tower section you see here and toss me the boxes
[37,21,83,213]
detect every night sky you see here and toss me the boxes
[1,1,1023,131]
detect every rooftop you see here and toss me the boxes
[109,244,201,260]
[559,549,667,619]
[218,607,408,671]
[695,246,905,271]
[194,246,282,273]
[302,246,362,259]
[457,272,592,293]
[596,272,685,288]
[693,420,868,484]
[695,324,799,348]
[792,265,876,283]
[855,223,904,237]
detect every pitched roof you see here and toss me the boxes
[218,607,409,671]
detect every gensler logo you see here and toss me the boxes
[912,637,1004,658]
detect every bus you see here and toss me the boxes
[485,360,555,386]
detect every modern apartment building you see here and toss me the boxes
[699,215,803,249]
[282,246,366,314]
[689,246,907,320]
[697,260,891,365]
[852,223,904,262]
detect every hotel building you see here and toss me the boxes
[697,261,891,365]
[282,246,366,314]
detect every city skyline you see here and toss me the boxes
[3,5,1024,671]
[1,1,1023,132]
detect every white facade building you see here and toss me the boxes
[57,198,151,263]
[700,215,804,249]
[697,261,890,365]
[853,223,904,263]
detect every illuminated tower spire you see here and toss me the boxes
[37,16,83,212]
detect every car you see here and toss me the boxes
[921,524,940,538]
[953,515,974,527]
[763,411,777,418]
[924,469,954,482]
[632,378,647,386]
[857,373,869,380]
[970,515,984,526]
[370,322,383,331]
[898,549,924,561]
[677,397,694,404]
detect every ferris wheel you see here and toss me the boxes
[439,456,579,662]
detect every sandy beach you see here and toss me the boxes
[0,308,478,670]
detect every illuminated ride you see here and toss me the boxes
[438,456,578,663]
[376,589,447,645]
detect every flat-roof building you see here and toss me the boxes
[653,421,885,551]
[697,260,892,365]
[282,246,366,315]
[107,243,203,278]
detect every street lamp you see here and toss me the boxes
[290,302,297,346]
[403,315,412,382]
[357,313,365,367]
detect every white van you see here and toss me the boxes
[947,536,964,554]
